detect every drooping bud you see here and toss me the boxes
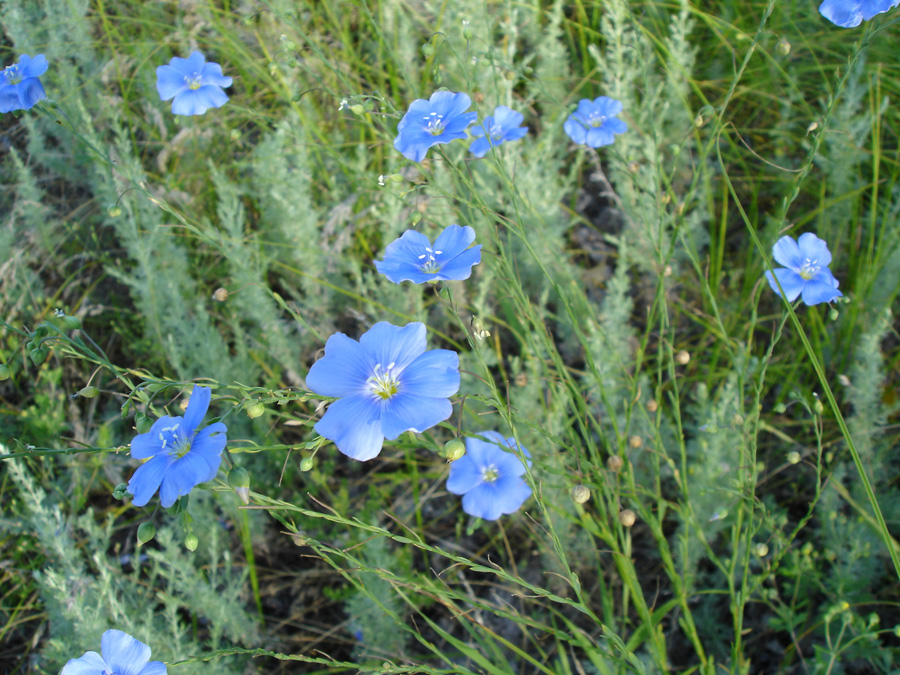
[607,455,624,472]
[300,457,314,472]
[184,534,199,552]
[78,386,100,398]
[246,401,265,419]
[228,466,251,505]
[0,364,10,381]
[754,542,769,558]
[776,38,791,56]
[112,483,129,500]
[571,485,590,504]
[440,438,466,462]
[212,287,229,302]
[137,522,156,546]
[29,347,47,366]
[618,509,636,527]
[134,411,153,435]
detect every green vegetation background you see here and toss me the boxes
[1,0,899,673]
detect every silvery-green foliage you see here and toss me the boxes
[524,0,570,105]
[0,447,253,674]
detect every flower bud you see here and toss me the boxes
[646,399,658,413]
[571,484,590,504]
[441,438,466,462]
[607,455,624,472]
[618,509,636,527]
[78,386,100,399]
[461,20,473,40]
[137,522,156,546]
[29,347,47,366]
[349,104,365,115]
[787,450,801,464]
[62,315,82,330]
[134,411,153,435]
[776,38,791,56]
[0,364,10,381]
[112,483,129,500]
[246,402,265,419]
[213,287,229,302]
[228,466,251,505]
[754,542,769,557]
[675,350,690,365]
[184,534,199,552]
[421,42,434,57]
[813,396,824,415]
[300,457,314,472]
[107,205,122,217]
[628,435,642,449]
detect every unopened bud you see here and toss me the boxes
[112,483,129,500]
[607,455,624,472]
[732,414,744,426]
[137,522,156,546]
[837,374,851,387]
[628,435,642,449]
[618,509,636,527]
[675,350,690,365]
[0,364,10,381]
[213,287,229,302]
[29,347,47,365]
[773,402,787,414]
[776,38,791,56]
[78,386,100,398]
[571,485,590,504]
[754,542,769,557]
[813,396,824,415]
[228,467,251,505]
[246,402,265,419]
[421,42,434,57]
[349,104,365,115]
[184,534,199,551]
[134,411,153,435]
[107,205,122,217]
[441,438,466,462]
[462,20,473,40]
[787,450,801,464]
[828,308,839,321]
[62,315,81,330]
[300,457,314,472]
[646,399,658,413]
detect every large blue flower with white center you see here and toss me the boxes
[563,96,628,148]
[374,224,482,284]
[60,629,166,675]
[0,54,47,113]
[819,0,899,27]
[764,233,843,306]
[469,105,529,158]
[127,385,227,508]
[307,322,460,461]
[393,91,477,162]
[156,51,232,116]
[446,431,532,521]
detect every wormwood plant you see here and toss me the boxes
[2,0,900,674]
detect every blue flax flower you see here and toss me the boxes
[469,105,529,158]
[394,91,477,162]
[819,0,899,27]
[127,385,227,508]
[307,322,460,461]
[0,54,47,113]
[446,431,532,521]
[375,224,482,284]
[563,96,628,148]
[60,629,166,675]
[765,233,842,306]
[156,51,232,116]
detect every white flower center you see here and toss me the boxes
[481,464,499,483]
[160,423,192,458]
[424,112,445,136]
[489,123,504,140]
[417,246,443,274]
[588,113,607,128]
[799,257,820,280]
[4,65,21,85]
[367,362,400,400]
[184,73,203,90]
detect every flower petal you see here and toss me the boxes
[446,455,484,495]
[130,415,181,459]
[501,126,529,143]
[102,630,151,675]
[765,268,804,302]
[307,332,370,397]
[159,450,215,508]
[156,65,187,101]
[563,117,587,145]
[469,116,491,139]
[16,78,45,109]
[359,322,426,374]
[380,391,453,439]
[191,422,227,481]
[199,61,232,88]
[436,246,482,281]
[182,386,211,435]
[818,0,865,26]
[491,474,532,515]
[796,232,833,268]
[461,483,505,520]
[771,236,802,270]
[128,454,174,507]
[138,662,168,675]
[492,105,524,129]
[801,275,843,305]
[60,651,108,675]
[400,349,460,399]
[862,0,900,19]
[594,96,624,117]
[433,224,476,256]
[429,91,472,118]
[468,136,493,158]
[604,117,628,135]
[314,394,384,461]
[19,54,48,79]
[586,126,615,148]
[0,84,21,113]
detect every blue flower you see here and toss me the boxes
[469,105,528,158]
[446,431,532,521]
[394,91,477,162]
[156,51,232,116]
[563,96,628,148]
[764,233,843,306]
[127,385,227,508]
[0,54,47,113]
[307,322,460,461]
[374,224,482,284]
[60,629,166,675]
[819,0,899,27]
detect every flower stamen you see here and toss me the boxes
[184,73,203,90]
[367,362,400,400]
[3,65,21,85]
[799,257,820,280]
[482,465,499,483]
[417,246,443,274]
[424,112,446,136]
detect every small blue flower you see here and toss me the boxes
[819,0,899,27]
[375,224,482,284]
[563,96,628,148]
[156,51,232,116]
[469,105,528,158]
[394,91,477,162]
[60,629,166,675]
[446,431,532,521]
[0,54,48,113]
[764,233,843,306]
[127,385,227,508]
[307,322,460,461]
